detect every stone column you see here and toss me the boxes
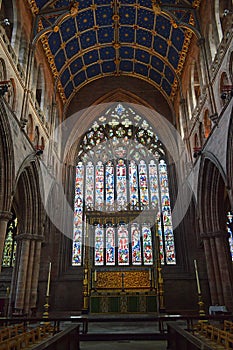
[202,236,218,304]
[14,235,30,313]
[30,240,42,310]
[215,231,233,310]
[24,239,35,315]
[0,211,12,271]
[209,237,224,305]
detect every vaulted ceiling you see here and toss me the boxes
[28,0,201,106]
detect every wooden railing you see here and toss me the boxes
[196,320,233,349]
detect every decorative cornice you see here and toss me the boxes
[27,0,39,15]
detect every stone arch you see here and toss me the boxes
[0,99,14,270]
[10,160,44,315]
[35,65,45,111]
[198,156,233,310]
[26,114,34,141]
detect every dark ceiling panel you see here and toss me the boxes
[30,0,200,103]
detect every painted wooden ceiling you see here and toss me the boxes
[28,0,201,104]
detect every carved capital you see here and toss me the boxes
[0,211,13,221]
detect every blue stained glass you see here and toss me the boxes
[95,224,104,266]
[105,161,114,210]
[142,224,153,265]
[159,159,176,264]
[72,162,84,266]
[85,162,94,209]
[116,159,127,209]
[149,160,159,209]
[118,224,129,265]
[139,160,149,208]
[131,223,141,265]
[95,161,104,210]
[106,226,115,265]
[129,160,139,207]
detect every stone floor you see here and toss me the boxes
[80,340,167,349]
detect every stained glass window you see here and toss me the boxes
[72,103,176,266]
[2,215,17,267]
[72,162,84,266]
[131,223,141,265]
[106,225,115,265]
[95,224,104,266]
[227,211,233,260]
[118,224,129,266]
[105,161,114,210]
[116,159,127,209]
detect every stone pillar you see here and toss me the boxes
[209,237,224,305]
[24,240,35,315]
[215,231,233,310]
[0,211,12,271]
[202,237,218,304]
[30,240,42,310]
[14,235,30,312]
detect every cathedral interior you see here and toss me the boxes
[0,0,232,321]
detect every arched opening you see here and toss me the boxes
[203,110,212,139]
[220,72,231,105]
[27,114,34,141]
[35,66,45,111]
[34,126,39,149]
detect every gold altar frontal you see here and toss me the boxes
[90,270,157,313]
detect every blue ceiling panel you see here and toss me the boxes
[98,27,114,44]
[54,50,66,71]
[96,6,113,26]
[86,64,101,78]
[77,0,92,9]
[161,78,172,95]
[135,62,148,76]
[171,28,185,51]
[138,0,152,7]
[34,0,196,100]
[54,0,69,8]
[167,46,179,69]
[64,81,74,98]
[135,49,150,64]
[65,38,79,59]
[119,6,136,25]
[151,56,164,72]
[48,32,61,55]
[77,10,94,31]
[136,29,152,48]
[119,27,135,43]
[164,65,175,84]
[100,46,115,60]
[102,61,116,73]
[137,8,154,29]
[149,69,162,85]
[84,50,99,65]
[120,46,134,59]
[70,57,83,74]
[61,68,70,86]
[80,30,97,49]
[153,36,168,56]
[60,17,76,41]
[155,16,171,39]
[74,71,86,86]
[120,60,133,72]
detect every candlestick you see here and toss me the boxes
[46,262,51,297]
[194,259,201,294]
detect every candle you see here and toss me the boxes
[94,270,97,282]
[149,268,152,281]
[194,259,201,294]
[46,262,52,297]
